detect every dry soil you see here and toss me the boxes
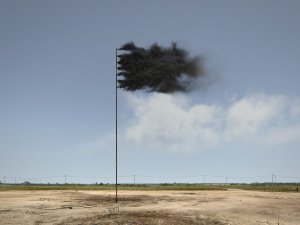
[0,189,299,225]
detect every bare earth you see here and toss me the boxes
[0,190,299,225]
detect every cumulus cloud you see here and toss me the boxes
[224,93,285,140]
[123,92,300,153]
[125,93,221,152]
[77,92,300,154]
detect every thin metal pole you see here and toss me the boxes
[115,48,118,203]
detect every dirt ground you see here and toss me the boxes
[0,189,299,225]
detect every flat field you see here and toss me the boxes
[0,189,299,225]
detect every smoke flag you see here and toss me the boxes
[117,42,204,93]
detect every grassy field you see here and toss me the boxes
[0,183,299,192]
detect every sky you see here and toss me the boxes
[0,0,300,184]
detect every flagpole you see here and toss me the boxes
[115,48,118,203]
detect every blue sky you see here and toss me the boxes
[0,0,300,184]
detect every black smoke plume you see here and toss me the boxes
[117,42,204,93]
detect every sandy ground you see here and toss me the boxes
[0,189,299,225]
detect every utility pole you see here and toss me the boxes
[115,48,118,203]
[133,175,136,185]
[272,173,273,185]
[3,176,5,184]
[203,175,206,184]
[64,175,67,184]
[226,176,228,185]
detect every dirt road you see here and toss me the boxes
[0,189,299,224]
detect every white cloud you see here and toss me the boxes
[123,92,300,153]
[78,92,300,154]
[224,93,285,140]
[125,93,222,153]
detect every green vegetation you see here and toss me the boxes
[0,183,299,192]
